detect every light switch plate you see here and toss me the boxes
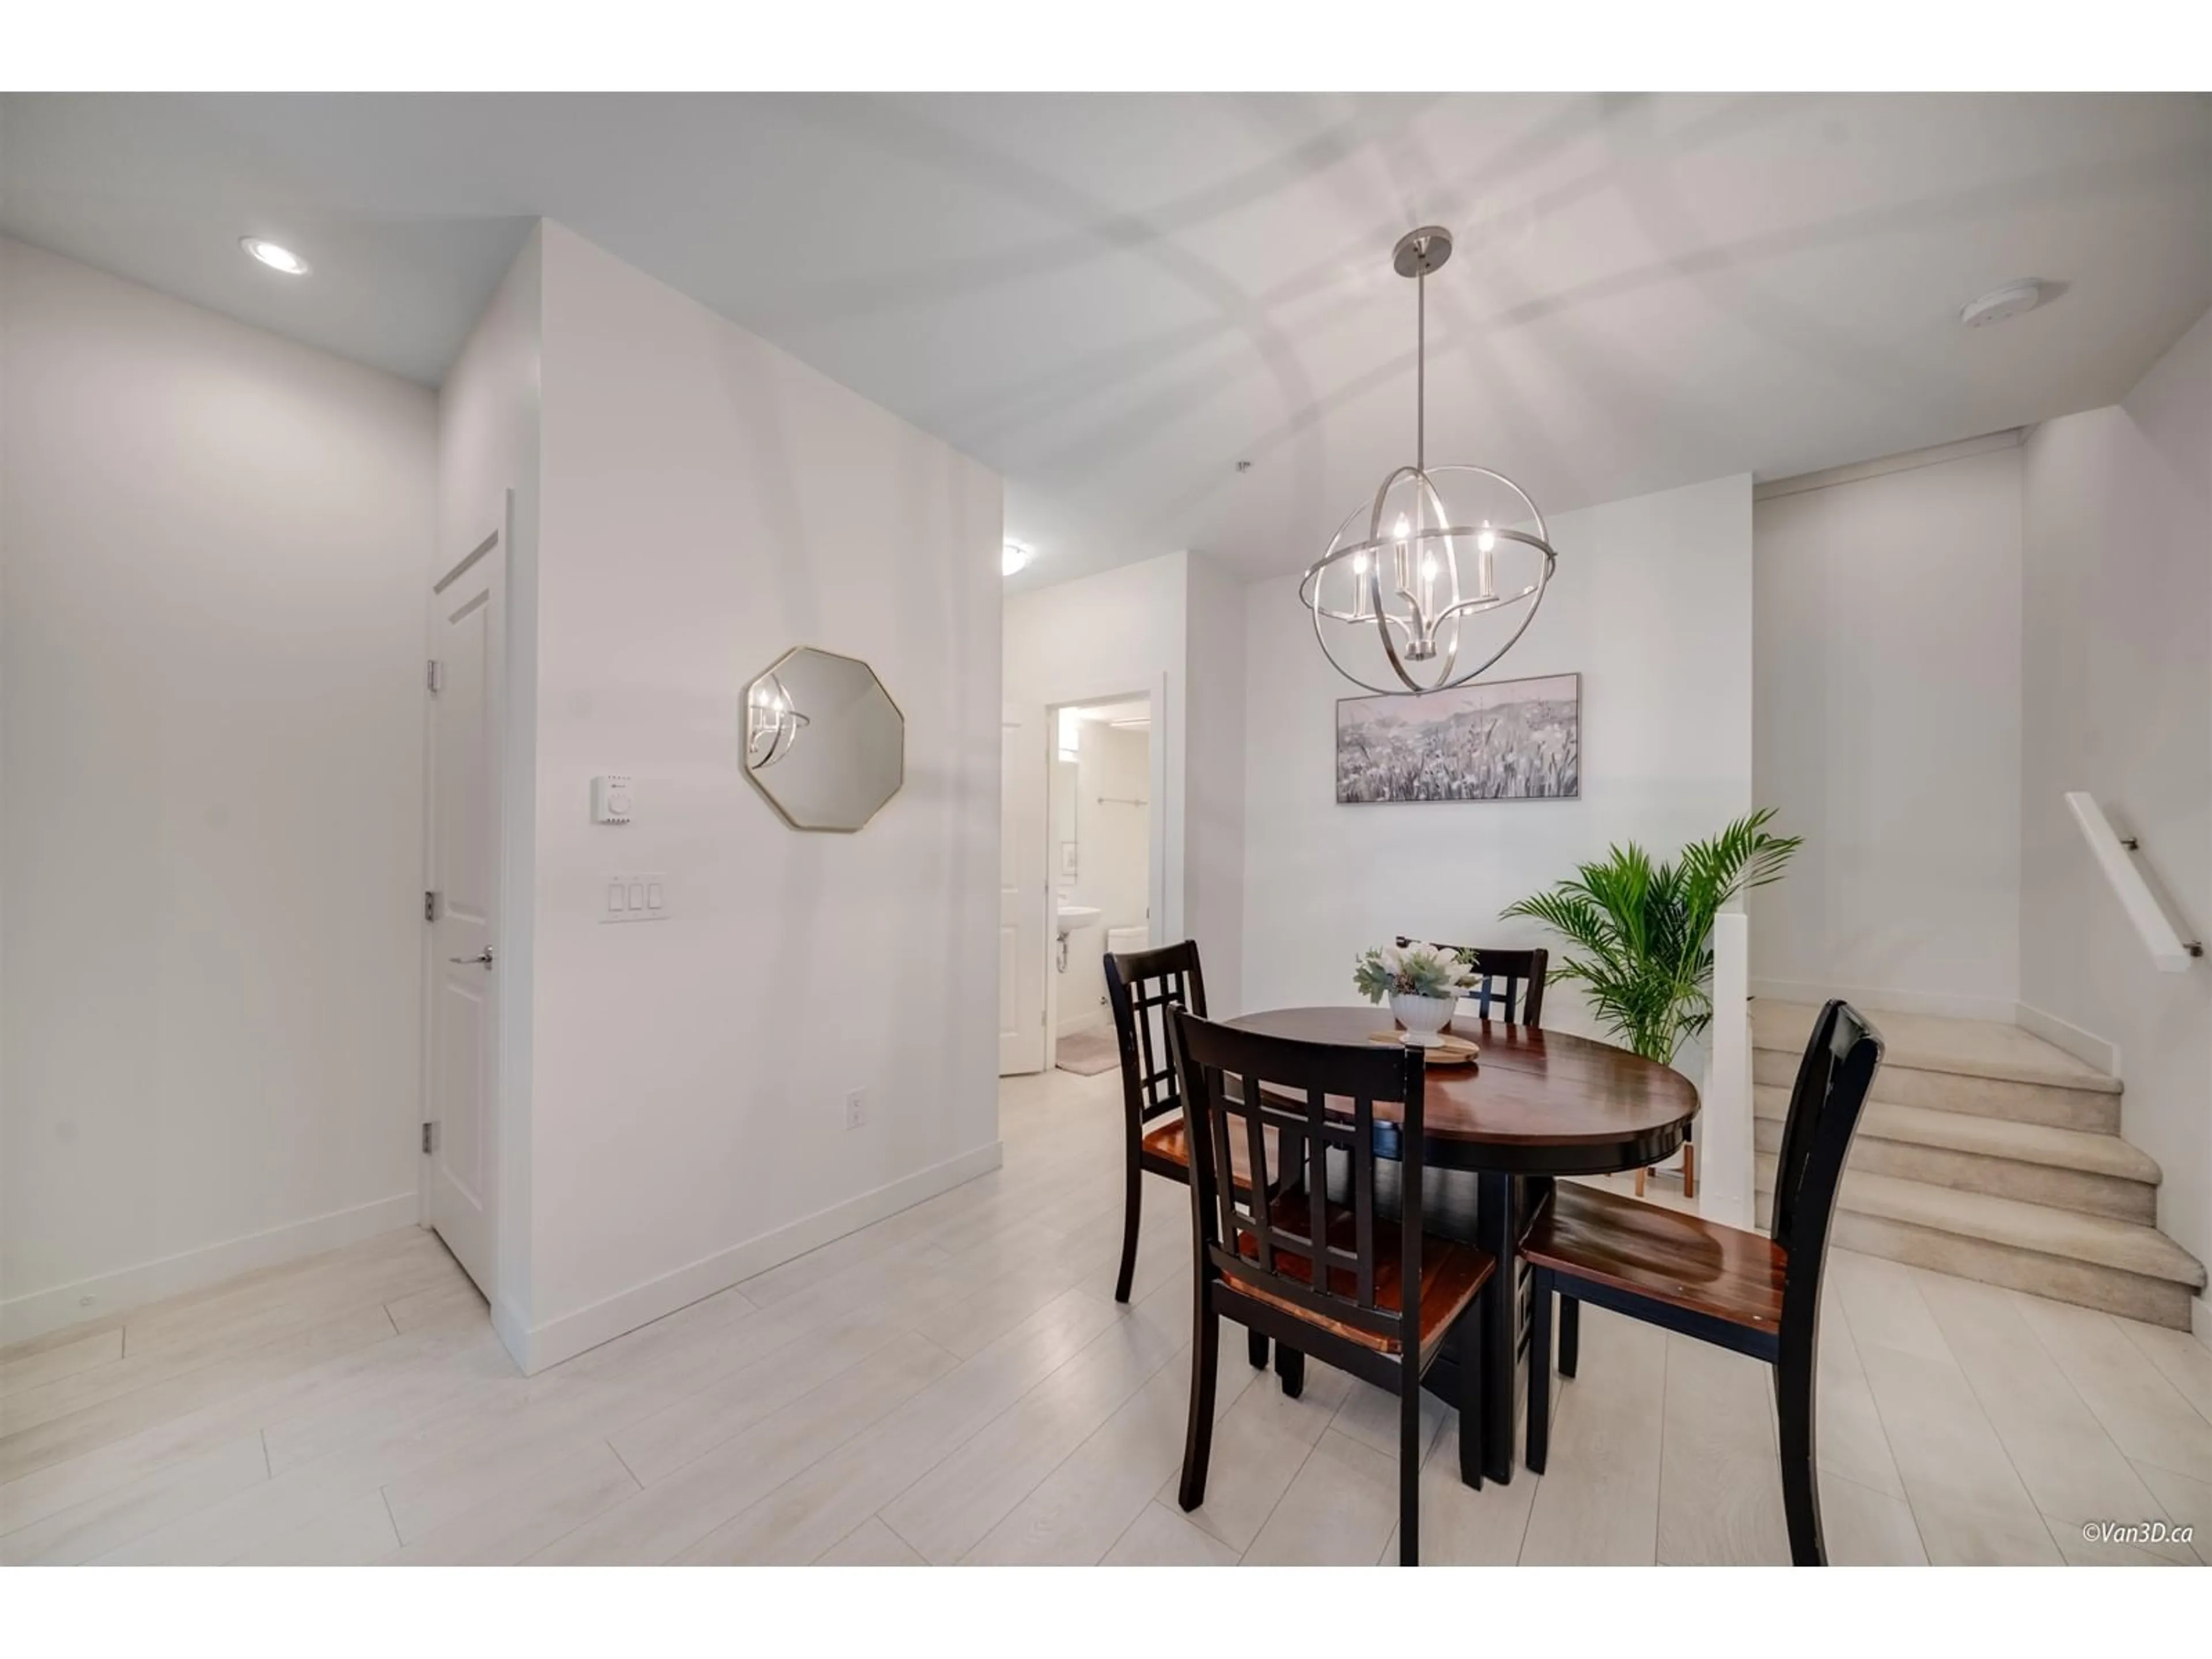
[602,872,669,923]
[592,775,634,825]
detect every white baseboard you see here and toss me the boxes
[491,1296,533,1373]
[0,1193,419,1346]
[507,1139,1006,1375]
[2014,1001,2122,1080]
[1749,977,2019,1025]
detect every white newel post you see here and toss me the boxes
[1700,908,1755,1228]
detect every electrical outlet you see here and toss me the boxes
[844,1089,866,1131]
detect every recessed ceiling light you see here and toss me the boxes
[241,237,310,276]
[1002,541,1032,576]
[1959,279,2043,328]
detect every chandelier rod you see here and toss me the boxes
[1415,251,1426,478]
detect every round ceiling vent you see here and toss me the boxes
[1960,280,2044,328]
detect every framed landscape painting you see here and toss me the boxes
[1335,672,1581,804]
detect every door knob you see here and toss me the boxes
[449,948,495,968]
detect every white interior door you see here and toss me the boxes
[425,513,503,1298]
[999,706,1047,1075]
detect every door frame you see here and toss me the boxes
[999,702,1050,1077]
[1037,673,1168,1070]
[416,494,513,1281]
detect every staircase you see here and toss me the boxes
[1752,999,2206,1329]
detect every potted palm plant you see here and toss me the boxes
[1500,809,1802,1069]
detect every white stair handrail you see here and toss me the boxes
[2065,793,2203,973]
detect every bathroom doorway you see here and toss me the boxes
[1044,693,1154,1076]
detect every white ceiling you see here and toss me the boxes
[4,92,2206,588]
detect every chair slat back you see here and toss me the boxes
[1394,938,1548,1028]
[1104,941,1209,1132]
[1772,999,1884,1328]
[1168,1010,1426,1354]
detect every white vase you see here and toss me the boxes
[1389,993,1456,1048]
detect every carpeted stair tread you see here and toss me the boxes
[1755,1154,2205,1288]
[1751,999,2118,1093]
[1751,1085,2159,1183]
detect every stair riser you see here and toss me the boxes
[1819,1210,2194,1331]
[1753,1048,2119,1134]
[1753,1118,2157,1224]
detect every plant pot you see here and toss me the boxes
[1389,993,1456,1048]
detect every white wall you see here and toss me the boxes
[1183,551,1248,1013]
[1241,474,1755,1040]
[1002,548,1249,1012]
[1006,552,1186,959]
[435,227,542,1349]
[2019,308,2212,1286]
[0,237,437,1339]
[513,224,1003,1369]
[1751,444,2025,1018]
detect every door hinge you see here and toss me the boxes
[427,659,444,694]
[421,1121,435,1155]
[424,890,439,922]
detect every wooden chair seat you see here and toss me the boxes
[1227,1190,1494,1362]
[1521,1180,1785,1334]
[1139,1117,1274,1193]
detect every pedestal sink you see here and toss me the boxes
[1055,903,1102,940]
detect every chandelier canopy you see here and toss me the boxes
[1298,226,1558,696]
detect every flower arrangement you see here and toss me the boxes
[1353,943,1475,1005]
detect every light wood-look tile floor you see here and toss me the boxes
[5,1064,2208,1566]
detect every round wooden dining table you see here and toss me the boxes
[1225,1005,1700,1483]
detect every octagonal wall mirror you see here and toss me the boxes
[742,646,904,832]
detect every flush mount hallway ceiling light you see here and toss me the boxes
[1002,541,1032,576]
[1298,226,1556,696]
[240,237,310,275]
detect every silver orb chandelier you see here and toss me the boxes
[1298,226,1557,695]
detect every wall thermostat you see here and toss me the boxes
[592,775,634,825]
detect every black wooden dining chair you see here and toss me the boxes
[1166,1008,1495,1566]
[1393,938,1547,1028]
[1103,943,1278,1373]
[1520,998,1883,1565]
